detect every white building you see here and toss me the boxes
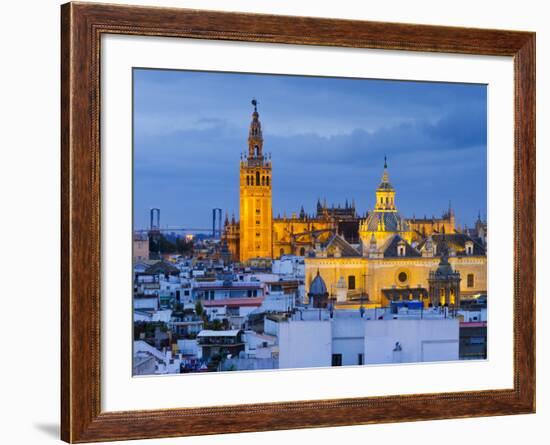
[133,340,181,374]
[277,309,459,369]
[272,255,305,277]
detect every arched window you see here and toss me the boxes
[246,176,250,186]
[266,176,270,186]
[262,176,265,186]
[256,171,260,186]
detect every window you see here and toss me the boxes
[255,208,261,214]
[398,271,408,283]
[256,220,261,225]
[246,176,250,185]
[256,232,261,237]
[358,353,364,365]
[397,244,406,257]
[266,176,270,186]
[256,171,260,185]
[348,275,356,290]
[467,273,474,288]
[261,176,265,186]
[299,247,306,256]
[331,354,342,367]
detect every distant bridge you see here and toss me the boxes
[135,226,214,234]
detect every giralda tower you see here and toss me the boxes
[239,99,273,262]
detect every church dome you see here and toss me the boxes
[309,271,328,296]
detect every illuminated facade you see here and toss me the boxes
[224,101,353,262]
[304,161,487,307]
[223,101,486,306]
[238,100,273,262]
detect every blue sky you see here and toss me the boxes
[133,69,487,231]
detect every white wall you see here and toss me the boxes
[363,319,459,364]
[2,1,547,445]
[278,321,332,369]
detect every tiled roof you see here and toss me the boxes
[417,233,486,256]
[322,233,361,257]
[202,297,265,307]
[197,329,242,337]
[362,211,410,232]
[144,261,180,274]
[382,235,422,258]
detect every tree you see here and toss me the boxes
[195,300,204,317]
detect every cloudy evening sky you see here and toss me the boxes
[133,69,487,231]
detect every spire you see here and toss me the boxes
[379,156,391,188]
[247,98,263,160]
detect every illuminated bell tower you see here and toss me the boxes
[239,99,273,262]
[374,156,397,212]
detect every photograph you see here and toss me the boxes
[132,69,488,375]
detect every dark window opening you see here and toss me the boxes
[348,275,356,290]
[332,354,342,367]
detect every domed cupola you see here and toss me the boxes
[308,270,329,308]
[359,157,413,249]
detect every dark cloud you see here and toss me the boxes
[133,70,487,230]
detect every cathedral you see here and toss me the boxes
[223,100,356,263]
[223,101,487,307]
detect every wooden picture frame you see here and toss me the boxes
[61,2,535,442]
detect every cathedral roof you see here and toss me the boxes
[362,211,410,232]
[381,235,421,258]
[322,233,362,258]
[309,271,328,296]
[417,233,486,256]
